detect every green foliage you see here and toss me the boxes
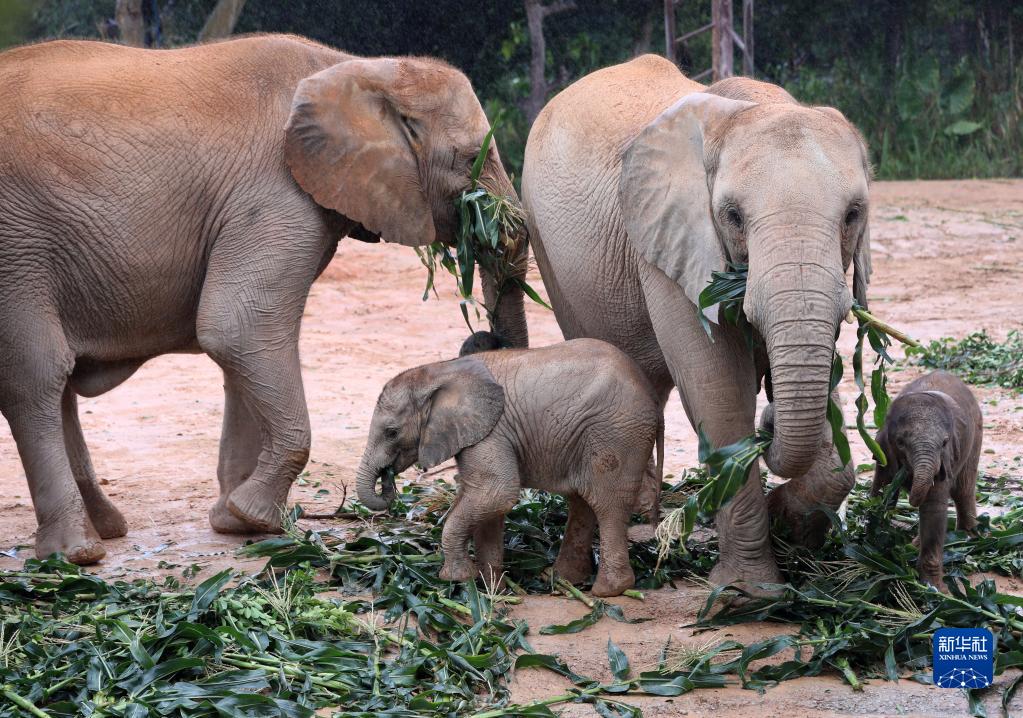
[538,477,1023,711]
[696,262,752,346]
[416,123,546,332]
[654,429,772,562]
[0,553,529,716]
[0,0,33,50]
[907,330,1023,390]
[773,4,1023,180]
[2,472,1022,716]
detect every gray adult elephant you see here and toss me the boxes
[521,56,870,591]
[0,34,527,564]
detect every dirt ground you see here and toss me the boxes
[1,179,1021,716]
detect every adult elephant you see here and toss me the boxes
[521,56,870,591]
[0,34,527,564]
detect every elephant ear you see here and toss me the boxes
[619,93,754,322]
[285,58,435,247]
[853,221,872,309]
[418,358,505,469]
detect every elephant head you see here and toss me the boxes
[619,93,872,479]
[876,391,960,508]
[284,57,528,346]
[355,358,505,510]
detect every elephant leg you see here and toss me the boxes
[585,494,634,598]
[917,482,951,589]
[472,516,506,587]
[213,342,309,533]
[209,371,264,534]
[952,454,980,533]
[553,495,596,584]
[196,225,326,534]
[440,441,520,583]
[0,321,104,564]
[61,386,127,539]
[638,260,782,594]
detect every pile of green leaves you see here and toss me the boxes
[0,551,528,717]
[415,123,548,332]
[502,474,1023,716]
[2,472,1022,717]
[907,330,1023,391]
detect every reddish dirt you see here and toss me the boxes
[1,179,1021,715]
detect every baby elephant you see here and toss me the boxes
[872,371,982,588]
[354,338,663,597]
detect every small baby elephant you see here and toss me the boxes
[354,338,663,597]
[872,371,982,588]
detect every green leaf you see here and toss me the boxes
[944,120,982,136]
[945,73,975,115]
[540,604,604,634]
[696,262,749,341]
[514,653,594,686]
[514,277,553,310]
[470,120,498,188]
[607,638,630,680]
[189,568,232,616]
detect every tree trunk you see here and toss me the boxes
[116,0,145,47]
[633,3,655,57]
[199,0,248,43]
[523,0,576,125]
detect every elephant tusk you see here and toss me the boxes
[845,309,855,324]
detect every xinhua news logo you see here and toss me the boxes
[932,628,995,689]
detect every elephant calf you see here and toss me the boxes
[355,339,663,597]
[872,371,982,588]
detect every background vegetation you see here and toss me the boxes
[1,0,1021,181]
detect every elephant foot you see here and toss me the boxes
[36,516,105,565]
[82,495,128,539]
[78,482,128,539]
[553,552,594,585]
[708,560,784,599]
[439,558,475,582]
[591,565,635,598]
[209,497,267,534]
[766,482,831,549]
[226,479,289,534]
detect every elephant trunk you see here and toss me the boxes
[355,454,395,511]
[480,162,529,348]
[749,228,848,480]
[908,447,940,507]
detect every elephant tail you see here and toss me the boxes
[650,411,665,527]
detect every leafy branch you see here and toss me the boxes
[416,120,548,333]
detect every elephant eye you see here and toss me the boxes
[384,427,399,440]
[400,115,420,143]
[724,206,744,229]
[844,206,861,226]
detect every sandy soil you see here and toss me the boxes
[1,179,1021,716]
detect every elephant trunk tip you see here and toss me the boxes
[356,464,397,511]
[908,473,933,508]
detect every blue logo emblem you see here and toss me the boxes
[932,628,995,689]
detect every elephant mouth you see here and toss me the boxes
[379,466,396,497]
